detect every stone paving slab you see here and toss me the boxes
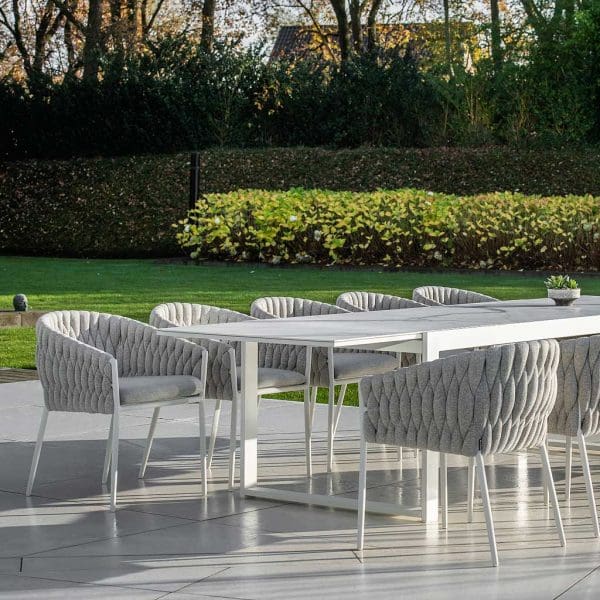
[1,380,600,599]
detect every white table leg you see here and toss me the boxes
[421,334,440,523]
[240,341,258,495]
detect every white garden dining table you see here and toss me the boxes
[159,295,600,523]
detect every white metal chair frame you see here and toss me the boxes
[356,341,566,567]
[138,349,311,487]
[146,303,311,486]
[27,346,208,512]
[251,297,400,474]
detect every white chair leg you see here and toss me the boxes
[467,456,475,523]
[304,385,313,478]
[228,393,238,489]
[440,452,448,529]
[309,386,318,429]
[475,452,499,567]
[102,415,114,485]
[540,444,566,547]
[207,398,222,469]
[138,408,160,479]
[565,436,572,503]
[577,431,600,537]
[396,446,403,463]
[199,401,208,496]
[543,441,550,507]
[332,383,347,438]
[26,407,49,496]
[110,409,120,512]
[356,431,368,551]
[327,383,335,473]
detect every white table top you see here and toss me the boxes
[157,296,600,349]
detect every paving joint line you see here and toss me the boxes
[169,565,232,595]
[126,499,287,525]
[11,571,171,594]
[23,518,197,559]
[553,562,600,599]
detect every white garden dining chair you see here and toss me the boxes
[357,340,565,566]
[149,303,310,484]
[251,296,398,473]
[548,334,600,536]
[28,310,209,511]
[412,285,497,306]
[336,291,425,312]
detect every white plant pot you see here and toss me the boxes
[548,288,580,306]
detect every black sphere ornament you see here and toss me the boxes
[13,294,28,312]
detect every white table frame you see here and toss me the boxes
[159,298,600,523]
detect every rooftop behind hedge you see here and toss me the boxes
[1,146,599,258]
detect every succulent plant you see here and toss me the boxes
[544,275,579,290]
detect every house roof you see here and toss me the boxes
[270,23,477,63]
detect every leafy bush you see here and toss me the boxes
[0,40,445,160]
[2,146,599,258]
[3,29,600,161]
[177,189,600,271]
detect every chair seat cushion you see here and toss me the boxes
[333,352,398,381]
[119,376,202,405]
[237,367,306,390]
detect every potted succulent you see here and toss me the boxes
[545,275,580,306]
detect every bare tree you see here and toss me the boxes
[0,0,67,82]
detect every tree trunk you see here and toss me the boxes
[200,0,217,53]
[125,0,141,53]
[443,0,452,75]
[83,0,104,82]
[366,0,383,51]
[330,0,350,62]
[349,0,362,53]
[490,0,503,72]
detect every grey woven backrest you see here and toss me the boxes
[412,286,497,306]
[36,311,205,414]
[150,302,251,357]
[548,335,600,437]
[361,340,560,457]
[151,303,256,400]
[251,297,348,385]
[337,291,425,312]
[251,296,347,319]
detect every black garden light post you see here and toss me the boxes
[189,152,200,211]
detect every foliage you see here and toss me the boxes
[3,24,600,160]
[177,188,600,271]
[2,145,600,258]
[545,275,579,290]
[0,154,188,257]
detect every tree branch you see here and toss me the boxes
[144,0,166,35]
[49,0,84,31]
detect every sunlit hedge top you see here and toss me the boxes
[176,188,600,271]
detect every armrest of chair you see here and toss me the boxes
[36,324,116,414]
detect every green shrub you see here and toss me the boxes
[2,146,599,258]
[177,189,600,271]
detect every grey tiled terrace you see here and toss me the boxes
[1,379,600,599]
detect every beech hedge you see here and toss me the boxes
[177,189,600,271]
[1,146,599,258]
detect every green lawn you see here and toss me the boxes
[2,256,599,380]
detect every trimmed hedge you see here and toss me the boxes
[0,154,188,257]
[1,146,600,257]
[177,189,600,271]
